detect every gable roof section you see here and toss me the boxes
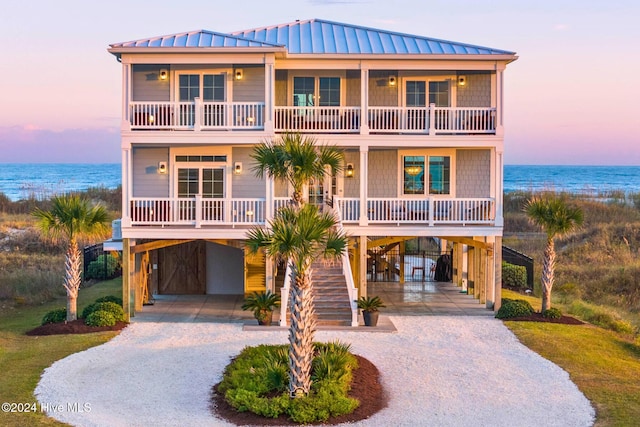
[230,19,515,55]
[109,30,283,49]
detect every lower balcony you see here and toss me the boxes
[126,196,495,228]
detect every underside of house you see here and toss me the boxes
[106,19,517,324]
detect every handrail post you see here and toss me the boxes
[194,97,202,131]
[428,103,436,136]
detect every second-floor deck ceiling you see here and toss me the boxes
[109,18,517,60]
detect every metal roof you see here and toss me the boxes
[109,30,282,49]
[230,19,515,55]
[109,19,515,57]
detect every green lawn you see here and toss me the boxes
[502,290,640,427]
[0,278,123,427]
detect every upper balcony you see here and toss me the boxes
[122,64,503,138]
[128,102,496,135]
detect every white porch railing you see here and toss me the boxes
[334,197,495,225]
[274,106,361,133]
[129,197,268,227]
[368,105,496,134]
[128,101,265,130]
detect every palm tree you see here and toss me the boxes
[524,196,584,312]
[251,133,344,207]
[246,204,347,397]
[33,194,110,321]
[249,134,346,397]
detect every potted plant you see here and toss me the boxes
[241,290,281,326]
[356,295,386,326]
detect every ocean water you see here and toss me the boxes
[0,163,638,201]
[0,163,121,201]
[503,165,640,194]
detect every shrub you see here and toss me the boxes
[219,342,360,423]
[82,301,124,321]
[41,308,67,325]
[95,295,123,306]
[85,310,116,327]
[495,299,534,319]
[543,307,563,319]
[502,261,527,290]
[86,254,121,280]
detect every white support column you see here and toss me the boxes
[121,146,132,227]
[265,177,274,222]
[486,236,496,310]
[495,67,505,136]
[122,61,132,131]
[358,147,369,226]
[264,57,275,133]
[360,66,369,135]
[495,150,504,227]
[494,236,503,311]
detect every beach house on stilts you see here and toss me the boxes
[107,19,518,324]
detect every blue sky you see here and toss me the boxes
[0,0,638,164]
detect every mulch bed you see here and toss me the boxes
[503,312,585,325]
[210,354,387,426]
[25,319,129,336]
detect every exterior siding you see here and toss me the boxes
[132,147,169,197]
[232,67,265,102]
[275,70,287,105]
[346,70,361,106]
[369,71,398,106]
[343,151,359,197]
[456,73,492,107]
[369,150,398,197]
[232,147,265,198]
[455,149,491,197]
[132,65,170,102]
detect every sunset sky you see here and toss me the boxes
[0,0,638,165]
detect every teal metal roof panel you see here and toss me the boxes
[231,19,515,55]
[110,30,282,49]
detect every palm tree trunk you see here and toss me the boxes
[288,268,316,397]
[64,239,82,321]
[541,237,555,312]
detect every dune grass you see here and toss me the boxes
[0,278,122,427]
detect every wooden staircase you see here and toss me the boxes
[310,259,353,327]
[275,258,353,327]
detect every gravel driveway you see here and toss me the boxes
[35,316,594,427]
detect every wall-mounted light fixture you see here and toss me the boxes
[158,161,168,174]
[159,69,168,81]
[388,75,397,87]
[234,162,243,175]
[235,69,243,80]
[345,163,355,178]
[457,75,466,86]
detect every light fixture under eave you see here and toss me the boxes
[159,69,168,81]
[404,165,423,176]
[235,69,243,80]
[345,163,355,178]
[234,162,243,175]
[388,75,397,87]
[158,161,167,174]
[458,75,466,86]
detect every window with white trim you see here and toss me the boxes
[401,155,451,195]
[293,76,341,107]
